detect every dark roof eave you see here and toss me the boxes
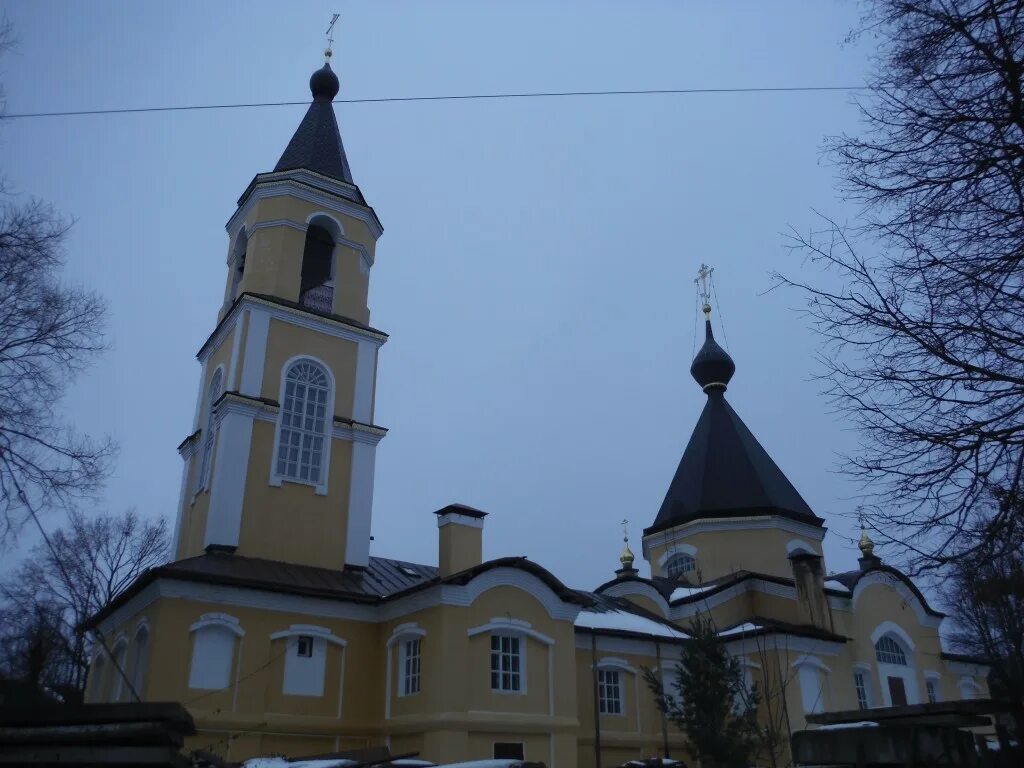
[644,507,824,538]
[574,625,689,645]
[234,172,381,233]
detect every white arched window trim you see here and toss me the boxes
[109,635,129,702]
[190,613,245,637]
[792,655,830,715]
[596,657,639,720]
[195,366,224,495]
[657,543,697,566]
[270,624,346,704]
[468,617,555,700]
[853,661,875,709]
[385,623,428,717]
[269,356,335,495]
[870,621,916,652]
[958,676,983,700]
[129,620,150,697]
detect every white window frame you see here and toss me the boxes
[490,633,523,693]
[925,673,940,704]
[853,662,873,710]
[468,618,553,698]
[385,623,428,718]
[400,637,422,697]
[664,552,697,579]
[598,667,623,715]
[871,625,919,706]
[875,636,908,666]
[109,636,129,702]
[269,356,335,495]
[792,655,830,714]
[269,624,346,699]
[130,620,150,696]
[195,366,224,495]
[187,613,244,691]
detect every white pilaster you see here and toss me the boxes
[204,411,254,550]
[344,439,377,567]
[353,341,377,424]
[240,309,270,397]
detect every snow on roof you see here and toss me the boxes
[575,609,689,639]
[670,583,714,601]
[824,579,852,593]
[716,622,762,637]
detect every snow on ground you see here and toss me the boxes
[575,609,689,639]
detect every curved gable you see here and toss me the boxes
[851,569,943,628]
[595,578,671,618]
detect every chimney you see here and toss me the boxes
[789,551,834,632]
[434,503,487,577]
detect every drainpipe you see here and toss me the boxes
[591,632,602,768]
[655,640,670,759]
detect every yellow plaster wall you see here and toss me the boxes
[236,421,353,569]
[262,319,358,420]
[645,526,822,582]
[438,523,483,577]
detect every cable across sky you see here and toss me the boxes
[4,84,869,119]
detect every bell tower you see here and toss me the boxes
[172,53,386,571]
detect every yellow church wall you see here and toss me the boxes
[262,318,359,420]
[749,590,804,627]
[237,196,375,324]
[615,594,664,617]
[236,420,353,569]
[176,459,208,561]
[646,526,822,583]
[572,647,670,741]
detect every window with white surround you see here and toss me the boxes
[854,671,870,710]
[926,678,938,703]
[400,638,421,696]
[130,624,149,696]
[89,653,107,702]
[188,614,242,690]
[794,657,828,714]
[665,552,696,579]
[875,636,908,665]
[110,639,128,702]
[195,367,223,494]
[598,668,623,714]
[959,677,982,700]
[272,625,345,698]
[275,360,330,485]
[490,634,522,692]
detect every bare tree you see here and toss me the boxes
[0,509,169,701]
[945,491,1024,743]
[0,18,112,540]
[777,0,1024,570]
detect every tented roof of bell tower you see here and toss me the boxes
[274,62,356,186]
[645,317,822,536]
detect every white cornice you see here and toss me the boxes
[227,175,382,243]
[598,581,669,618]
[722,633,844,657]
[198,294,387,363]
[214,392,386,446]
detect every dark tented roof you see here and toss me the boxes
[274,63,355,185]
[647,390,823,535]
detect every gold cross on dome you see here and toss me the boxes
[695,263,714,315]
[621,518,629,544]
[325,13,340,59]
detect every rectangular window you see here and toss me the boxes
[401,638,421,696]
[296,635,314,658]
[598,668,623,714]
[926,678,938,704]
[489,634,521,692]
[854,671,869,710]
[493,743,524,760]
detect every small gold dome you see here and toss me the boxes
[619,543,635,569]
[858,526,875,557]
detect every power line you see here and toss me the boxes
[3,84,869,119]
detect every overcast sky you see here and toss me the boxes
[1,1,875,589]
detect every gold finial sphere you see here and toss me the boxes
[325,48,333,59]
[619,543,635,569]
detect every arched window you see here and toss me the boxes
[299,224,335,313]
[229,230,247,303]
[110,639,129,702]
[275,361,330,484]
[130,624,149,696]
[195,368,223,493]
[875,636,908,666]
[88,653,107,702]
[665,552,696,579]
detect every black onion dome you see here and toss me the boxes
[690,319,735,392]
[310,62,340,102]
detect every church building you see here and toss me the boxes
[83,55,990,766]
